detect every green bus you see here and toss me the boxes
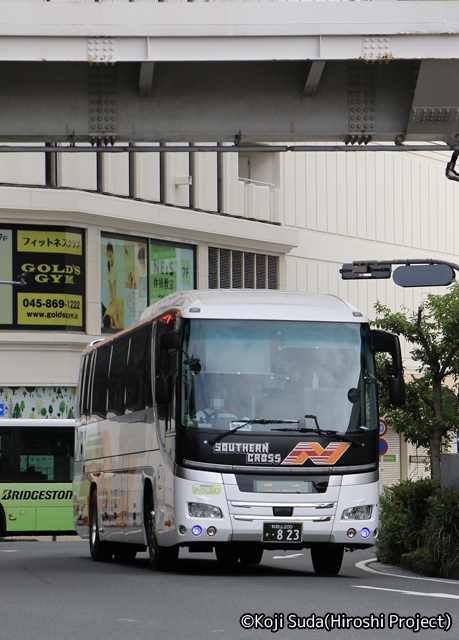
[0,419,75,536]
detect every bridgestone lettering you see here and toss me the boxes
[1,489,73,501]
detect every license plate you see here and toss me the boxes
[263,522,302,543]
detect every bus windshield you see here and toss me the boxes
[181,319,377,434]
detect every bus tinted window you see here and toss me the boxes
[108,336,129,415]
[79,354,90,418]
[0,428,13,480]
[92,344,111,418]
[126,324,152,412]
[19,428,74,482]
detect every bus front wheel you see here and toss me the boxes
[89,496,112,562]
[146,505,178,571]
[311,545,344,576]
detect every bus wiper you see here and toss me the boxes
[206,419,298,447]
[273,414,324,434]
[273,415,362,447]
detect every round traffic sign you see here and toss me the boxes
[379,438,388,456]
[379,420,388,437]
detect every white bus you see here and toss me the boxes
[73,290,404,574]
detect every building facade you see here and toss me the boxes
[0,143,456,483]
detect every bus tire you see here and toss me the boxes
[215,546,239,568]
[239,547,263,565]
[146,502,178,571]
[89,495,112,562]
[311,545,344,576]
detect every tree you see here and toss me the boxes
[374,283,459,479]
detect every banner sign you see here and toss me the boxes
[0,226,85,331]
[101,234,148,330]
[101,234,195,332]
[149,241,194,305]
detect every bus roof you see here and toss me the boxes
[0,419,74,428]
[139,290,367,323]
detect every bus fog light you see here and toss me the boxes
[188,502,222,518]
[373,528,379,539]
[341,505,372,521]
[178,525,187,535]
[207,526,217,537]
[346,528,357,539]
[360,527,371,539]
[191,525,203,537]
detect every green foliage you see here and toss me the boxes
[376,478,441,564]
[374,284,459,477]
[410,547,440,577]
[377,479,459,575]
[424,487,459,575]
[376,355,457,455]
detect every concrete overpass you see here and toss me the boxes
[2,2,459,146]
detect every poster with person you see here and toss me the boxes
[101,234,147,330]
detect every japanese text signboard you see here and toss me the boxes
[0,226,85,331]
[149,241,194,305]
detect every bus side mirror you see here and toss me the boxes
[158,331,181,370]
[371,329,406,405]
[388,374,405,406]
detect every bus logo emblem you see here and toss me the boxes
[281,442,351,465]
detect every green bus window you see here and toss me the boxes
[0,428,13,480]
[19,428,74,482]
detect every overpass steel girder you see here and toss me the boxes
[1,3,459,144]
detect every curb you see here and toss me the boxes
[400,553,459,580]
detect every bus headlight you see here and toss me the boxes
[341,505,373,520]
[188,503,223,518]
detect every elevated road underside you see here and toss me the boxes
[2,2,459,145]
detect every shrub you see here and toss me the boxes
[424,487,459,576]
[376,478,441,565]
[410,547,440,577]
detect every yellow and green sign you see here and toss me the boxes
[0,225,85,331]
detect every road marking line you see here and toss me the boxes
[117,619,137,622]
[0,550,18,553]
[353,585,459,600]
[356,558,459,585]
[272,553,304,559]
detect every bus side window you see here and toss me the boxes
[108,336,129,416]
[126,324,152,413]
[0,428,13,480]
[79,354,90,419]
[92,344,111,419]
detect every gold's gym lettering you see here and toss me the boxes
[21,263,81,284]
